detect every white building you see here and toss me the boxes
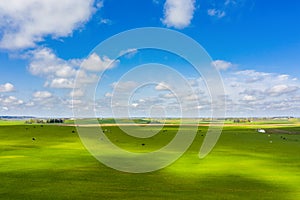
[257,129,266,133]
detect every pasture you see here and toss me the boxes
[0,122,300,199]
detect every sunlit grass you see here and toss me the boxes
[0,124,299,199]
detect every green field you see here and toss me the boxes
[0,120,25,125]
[0,123,300,199]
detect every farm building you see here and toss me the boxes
[257,129,266,133]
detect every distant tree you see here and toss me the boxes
[46,118,64,123]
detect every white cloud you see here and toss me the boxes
[162,0,195,29]
[234,70,269,83]
[0,83,15,92]
[2,107,8,111]
[33,91,52,99]
[48,78,74,89]
[112,81,138,92]
[131,103,139,108]
[28,48,116,89]
[5,96,22,104]
[0,96,23,106]
[0,0,97,50]
[67,99,83,108]
[212,60,233,71]
[100,18,112,25]
[242,95,256,101]
[81,53,118,71]
[75,70,99,84]
[267,84,298,96]
[96,1,104,9]
[164,93,176,98]
[235,70,269,76]
[221,68,300,116]
[225,0,237,6]
[70,89,85,97]
[207,9,226,18]
[184,94,199,101]
[155,82,171,91]
[105,92,113,97]
[278,74,289,81]
[25,102,35,107]
[28,48,77,78]
[119,48,138,58]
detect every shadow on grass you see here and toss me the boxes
[0,168,292,200]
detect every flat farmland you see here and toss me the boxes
[0,123,300,199]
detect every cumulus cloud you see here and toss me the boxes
[1,107,8,111]
[155,82,171,91]
[0,95,24,113]
[28,48,116,90]
[28,48,77,78]
[112,81,138,93]
[234,70,269,83]
[184,94,199,101]
[278,74,289,81]
[70,89,85,97]
[47,78,74,89]
[221,69,300,115]
[66,99,83,109]
[0,96,23,105]
[81,53,118,71]
[0,83,15,92]
[0,92,25,113]
[0,0,97,50]
[163,93,176,98]
[267,84,298,96]
[105,92,113,97]
[75,70,99,84]
[33,91,52,99]
[212,60,233,71]
[74,65,300,117]
[242,95,256,101]
[162,0,195,29]
[25,102,35,107]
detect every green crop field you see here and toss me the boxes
[0,123,300,199]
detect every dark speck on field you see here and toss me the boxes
[72,130,75,133]
[142,143,145,146]
[32,137,36,141]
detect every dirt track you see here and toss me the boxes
[60,123,299,127]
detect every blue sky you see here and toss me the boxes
[0,0,300,117]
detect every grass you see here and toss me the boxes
[0,120,25,125]
[0,123,300,199]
